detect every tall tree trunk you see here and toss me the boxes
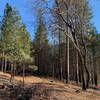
[1,52,4,72]
[58,17,63,81]
[52,63,55,78]
[76,51,79,83]
[67,37,69,83]
[92,44,97,86]
[37,53,40,74]
[23,63,25,86]
[2,58,4,72]
[52,40,56,79]
[4,56,7,72]
[10,63,14,83]
[79,55,87,90]
[65,36,70,83]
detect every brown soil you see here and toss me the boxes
[0,72,100,100]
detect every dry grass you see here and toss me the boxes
[0,72,100,100]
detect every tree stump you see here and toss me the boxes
[0,83,5,89]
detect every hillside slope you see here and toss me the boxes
[0,72,100,100]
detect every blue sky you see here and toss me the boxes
[0,0,36,38]
[89,0,100,33]
[0,0,100,39]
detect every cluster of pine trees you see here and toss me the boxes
[31,0,100,90]
[0,0,100,90]
[0,3,31,76]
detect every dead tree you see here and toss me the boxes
[55,0,90,90]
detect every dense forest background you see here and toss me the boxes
[0,0,100,91]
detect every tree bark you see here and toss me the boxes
[4,57,7,72]
[10,63,14,83]
[92,44,97,86]
[1,52,4,72]
[76,51,79,83]
[23,63,25,86]
[67,37,69,83]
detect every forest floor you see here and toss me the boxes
[0,72,100,100]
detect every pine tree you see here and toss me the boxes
[0,3,14,72]
[33,13,49,75]
[88,25,100,86]
[0,3,31,77]
[54,0,92,90]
